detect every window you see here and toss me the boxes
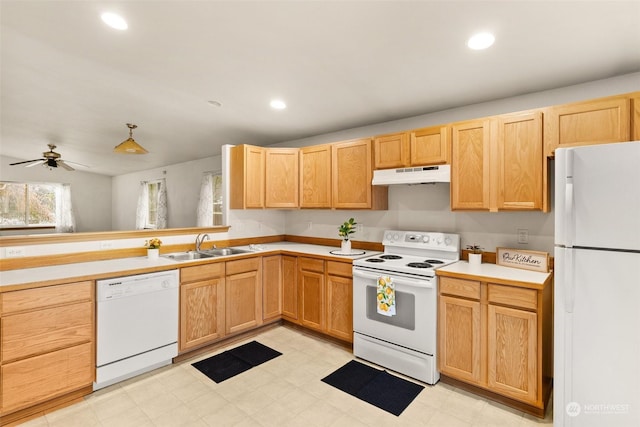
[136,179,167,230]
[212,173,223,226]
[0,182,57,228]
[147,180,161,228]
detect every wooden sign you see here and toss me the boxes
[496,248,549,273]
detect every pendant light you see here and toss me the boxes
[114,123,148,154]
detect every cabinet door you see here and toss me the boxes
[332,138,373,209]
[544,96,630,157]
[488,304,537,404]
[632,93,640,140]
[325,274,353,342]
[281,255,298,321]
[438,295,482,384]
[230,144,265,209]
[451,119,491,210]
[299,269,325,332]
[410,125,449,165]
[374,132,409,169]
[226,269,262,335]
[262,255,282,322]
[1,342,93,413]
[300,144,332,208]
[179,278,225,351]
[265,148,299,208]
[496,112,543,210]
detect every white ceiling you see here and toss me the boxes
[2,0,639,176]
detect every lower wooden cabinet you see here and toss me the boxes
[179,263,226,352]
[262,255,283,322]
[281,255,298,321]
[325,261,353,342]
[437,274,552,416]
[0,281,94,417]
[298,257,325,331]
[225,257,262,335]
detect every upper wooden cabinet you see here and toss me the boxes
[332,138,388,209]
[265,148,299,208]
[632,93,640,140]
[300,144,332,208]
[451,112,543,212]
[374,125,449,169]
[230,144,265,209]
[544,94,631,157]
[451,119,491,210]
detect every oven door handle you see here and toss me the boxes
[353,269,434,289]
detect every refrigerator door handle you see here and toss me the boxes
[564,249,575,313]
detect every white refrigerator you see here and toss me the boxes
[554,141,640,426]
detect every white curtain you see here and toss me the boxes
[135,181,149,229]
[55,183,76,233]
[156,178,168,229]
[196,173,214,227]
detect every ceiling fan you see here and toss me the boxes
[9,144,87,171]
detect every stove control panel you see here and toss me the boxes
[382,230,460,252]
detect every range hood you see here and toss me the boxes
[372,164,451,185]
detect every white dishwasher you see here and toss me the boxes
[95,269,179,390]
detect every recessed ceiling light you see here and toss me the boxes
[467,32,495,50]
[101,12,128,30]
[270,99,287,110]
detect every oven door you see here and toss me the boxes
[352,267,437,355]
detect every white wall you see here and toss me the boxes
[0,155,112,234]
[111,155,221,230]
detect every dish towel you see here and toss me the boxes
[377,276,396,316]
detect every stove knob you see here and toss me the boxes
[385,232,392,240]
[436,237,443,245]
[423,235,430,243]
[444,237,452,246]
[393,233,400,241]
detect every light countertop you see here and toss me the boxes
[0,242,378,290]
[437,261,552,289]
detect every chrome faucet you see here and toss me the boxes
[195,233,210,252]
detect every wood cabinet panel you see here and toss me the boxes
[299,257,324,273]
[438,295,482,384]
[325,273,352,342]
[225,269,262,335]
[451,119,491,210]
[1,281,91,314]
[230,144,265,209]
[180,262,225,283]
[1,342,93,413]
[488,284,537,311]
[299,144,332,208]
[262,255,282,322]
[299,258,325,331]
[440,277,481,300]
[326,261,352,278]
[332,138,373,208]
[497,112,543,210]
[488,305,537,403]
[544,96,630,157]
[411,125,449,165]
[2,301,92,362]
[374,132,409,169]
[265,148,299,208]
[179,278,225,351]
[226,257,261,276]
[632,94,640,140]
[281,255,298,321]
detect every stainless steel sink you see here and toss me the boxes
[162,247,251,261]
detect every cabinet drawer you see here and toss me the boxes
[439,277,480,300]
[299,257,325,273]
[1,281,92,314]
[327,261,352,278]
[2,301,93,362]
[226,257,260,275]
[488,284,537,310]
[1,342,93,413]
[181,262,225,283]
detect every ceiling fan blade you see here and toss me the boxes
[25,160,46,168]
[64,160,89,169]
[9,158,43,166]
[57,160,75,171]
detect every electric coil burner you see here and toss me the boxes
[352,230,460,384]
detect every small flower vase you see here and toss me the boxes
[147,248,159,259]
[468,253,482,266]
[341,239,352,254]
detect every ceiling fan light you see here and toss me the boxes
[46,158,57,167]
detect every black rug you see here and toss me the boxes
[321,360,424,416]
[192,340,282,383]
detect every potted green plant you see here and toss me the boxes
[338,218,357,253]
[144,238,162,259]
[466,244,483,266]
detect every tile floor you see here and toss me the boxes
[20,326,553,426]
